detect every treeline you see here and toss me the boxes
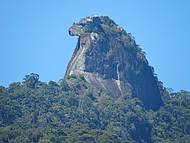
[0,73,190,143]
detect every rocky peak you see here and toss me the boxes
[69,16,123,36]
[65,16,163,110]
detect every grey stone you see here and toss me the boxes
[65,16,163,110]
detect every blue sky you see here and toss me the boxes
[0,0,190,91]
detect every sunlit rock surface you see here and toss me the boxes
[65,16,163,110]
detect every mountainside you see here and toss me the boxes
[0,74,190,143]
[65,16,163,110]
[0,16,190,143]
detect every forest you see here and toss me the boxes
[0,73,190,143]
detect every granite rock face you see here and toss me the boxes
[65,16,163,110]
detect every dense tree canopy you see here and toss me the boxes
[0,74,190,143]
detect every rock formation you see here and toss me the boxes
[65,16,163,110]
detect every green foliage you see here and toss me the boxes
[22,73,40,89]
[0,74,190,142]
[152,90,190,143]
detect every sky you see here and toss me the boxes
[0,0,190,91]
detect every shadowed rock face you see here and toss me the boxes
[65,16,163,110]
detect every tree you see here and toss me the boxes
[23,73,39,88]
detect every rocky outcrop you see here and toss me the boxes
[65,16,163,110]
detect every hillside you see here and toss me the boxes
[0,16,190,143]
[0,74,190,143]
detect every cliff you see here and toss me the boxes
[65,16,163,110]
